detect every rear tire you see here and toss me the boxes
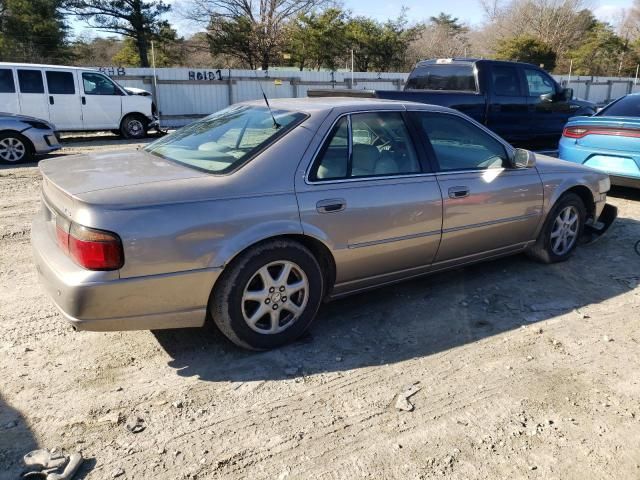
[210,240,324,350]
[527,192,586,264]
[0,132,33,164]
[120,114,148,139]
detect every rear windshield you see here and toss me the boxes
[144,105,307,173]
[597,95,640,117]
[405,64,477,92]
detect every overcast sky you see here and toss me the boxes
[71,0,635,38]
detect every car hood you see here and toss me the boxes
[534,153,600,175]
[0,111,54,126]
[39,149,209,196]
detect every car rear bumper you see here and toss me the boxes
[31,213,221,331]
[558,140,640,179]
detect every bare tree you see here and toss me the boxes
[479,0,593,57]
[182,0,329,69]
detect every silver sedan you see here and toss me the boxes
[0,113,60,164]
[32,98,616,350]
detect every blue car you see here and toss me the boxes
[559,93,640,187]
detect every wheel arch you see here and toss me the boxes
[0,129,34,148]
[215,233,337,297]
[556,184,596,221]
[120,111,151,127]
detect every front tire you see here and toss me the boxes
[0,132,33,164]
[120,114,148,139]
[527,192,586,263]
[210,240,324,350]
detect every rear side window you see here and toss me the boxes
[492,66,522,96]
[412,112,509,171]
[311,112,421,181]
[0,69,15,93]
[46,71,75,94]
[405,64,477,92]
[17,70,44,94]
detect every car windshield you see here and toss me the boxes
[405,64,477,92]
[144,105,306,173]
[597,95,640,117]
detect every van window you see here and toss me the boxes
[82,72,119,95]
[0,69,15,93]
[18,70,44,94]
[46,71,75,94]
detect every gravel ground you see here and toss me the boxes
[1,138,640,479]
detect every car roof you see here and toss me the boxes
[0,62,98,71]
[414,58,541,69]
[242,96,456,116]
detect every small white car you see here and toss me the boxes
[0,63,158,138]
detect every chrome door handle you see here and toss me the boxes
[448,186,470,199]
[316,198,346,213]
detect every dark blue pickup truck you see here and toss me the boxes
[310,58,596,147]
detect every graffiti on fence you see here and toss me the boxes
[188,70,224,81]
[98,67,127,76]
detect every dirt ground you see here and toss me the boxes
[1,138,640,480]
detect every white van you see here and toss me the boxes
[0,63,158,138]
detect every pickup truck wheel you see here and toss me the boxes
[0,132,33,164]
[120,114,148,139]
[527,193,586,264]
[210,240,324,350]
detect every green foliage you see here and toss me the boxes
[66,0,171,67]
[0,0,70,62]
[429,13,465,34]
[495,36,557,70]
[287,8,349,71]
[568,22,631,76]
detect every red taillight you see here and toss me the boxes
[563,126,589,138]
[56,218,123,271]
[563,126,640,139]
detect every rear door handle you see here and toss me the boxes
[49,96,54,105]
[448,186,470,199]
[81,96,86,105]
[316,198,346,213]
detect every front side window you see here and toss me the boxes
[145,105,306,174]
[0,69,15,93]
[412,112,509,171]
[17,70,44,94]
[46,71,75,94]
[83,73,120,95]
[492,66,521,96]
[525,69,556,97]
[311,112,421,181]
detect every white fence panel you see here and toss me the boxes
[95,67,640,128]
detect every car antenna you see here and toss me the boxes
[254,69,280,129]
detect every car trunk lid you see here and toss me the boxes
[39,149,208,196]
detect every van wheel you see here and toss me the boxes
[120,114,148,139]
[0,132,33,164]
[210,240,324,350]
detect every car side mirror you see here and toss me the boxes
[540,92,554,103]
[513,148,536,168]
[561,87,573,101]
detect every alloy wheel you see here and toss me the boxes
[0,137,26,162]
[241,260,309,334]
[550,205,580,256]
